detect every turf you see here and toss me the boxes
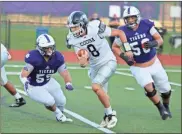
[1,62,181,133]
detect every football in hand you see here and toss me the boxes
[77,49,89,58]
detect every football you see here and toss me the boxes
[77,49,89,57]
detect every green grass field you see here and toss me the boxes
[0,23,181,54]
[1,61,181,133]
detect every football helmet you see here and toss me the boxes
[67,11,88,38]
[123,6,141,29]
[36,34,56,56]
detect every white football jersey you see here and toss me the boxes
[1,44,9,68]
[1,43,11,60]
[67,20,116,68]
[1,43,8,53]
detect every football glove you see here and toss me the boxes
[65,82,74,91]
[142,40,158,49]
[24,81,29,91]
[119,52,135,66]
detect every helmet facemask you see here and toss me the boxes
[69,22,86,38]
[37,45,56,57]
[124,15,141,29]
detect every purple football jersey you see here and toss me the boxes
[25,50,64,86]
[119,19,156,63]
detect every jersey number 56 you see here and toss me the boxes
[130,38,151,56]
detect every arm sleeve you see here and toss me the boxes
[150,26,159,36]
[73,46,80,55]
[57,63,67,73]
[114,36,122,46]
[23,63,34,73]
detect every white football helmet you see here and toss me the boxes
[36,34,56,56]
[123,6,141,28]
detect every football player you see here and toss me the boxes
[19,34,73,122]
[1,43,26,107]
[66,11,132,128]
[112,6,172,120]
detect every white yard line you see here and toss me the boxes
[4,64,181,73]
[15,88,115,133]
[125,87,135,91]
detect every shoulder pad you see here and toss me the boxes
[24,50,40,66]
[89,20,100,27]
[88,20,107,35]
[142,19,154,27]
[55,51,65,66]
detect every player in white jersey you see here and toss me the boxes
[112,6,172,120]
[1,43,26,107]
[66,11,133,128]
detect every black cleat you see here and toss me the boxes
[163,104,172,118]
[159,108,169,120]
[9,97,26,107]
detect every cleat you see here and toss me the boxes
[163,104,172,118]
[100,114,108,128]
[159,108,169,120]
[106,110,118,128]
[56,113,73,122]
[9,97,26,107]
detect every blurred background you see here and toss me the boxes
[0,1,181,54]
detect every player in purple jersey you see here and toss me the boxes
[112,6,172,120]
[19,34,74,122]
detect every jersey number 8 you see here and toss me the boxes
[87,44,100,57]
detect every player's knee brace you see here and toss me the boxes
[145,89,157,97]
[144,83,157,97]
[161,90,171,99]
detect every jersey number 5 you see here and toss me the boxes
[36,74,51,83]
[87,44,100,57]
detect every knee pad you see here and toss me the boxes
[144,83,157,97]
[161,90,171,99]
[45,98,55,107]
[58,96,66,106]
[145,89,157,97]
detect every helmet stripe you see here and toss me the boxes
[44,34,50,43]
[128,7,130,14]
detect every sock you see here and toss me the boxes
[104,106,112,115]
[54,107,62,116]
[155,101,164,111]
[57,106,64,113]
[163,103,169,109]
[14,92,22,99]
